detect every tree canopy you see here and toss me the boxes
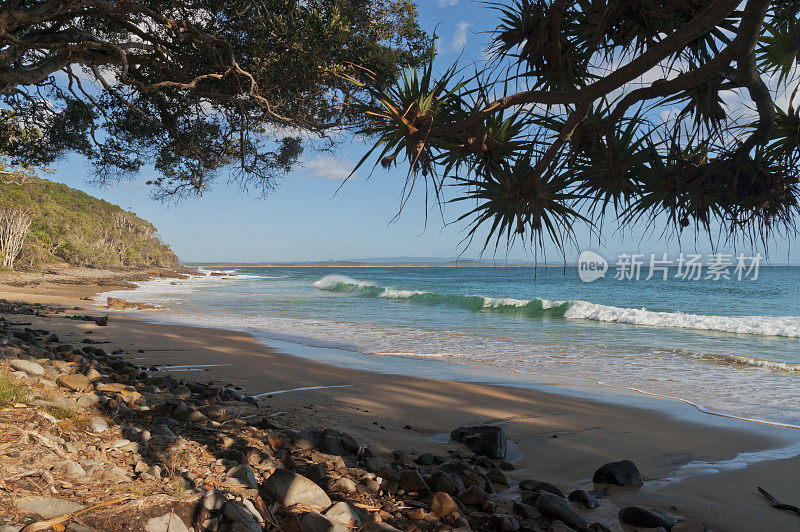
[0,0,427,197]
[350,0,800,252]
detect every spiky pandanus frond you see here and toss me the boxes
[758,17,800,85]
[348,46,469,201]
[348,0,800,255]
[452,152,590,251]
[585,0,739,61]
[622,137,716,231]
[490,0,596,90]
[766,97,800,165]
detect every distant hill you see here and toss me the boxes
[0,173,178,270]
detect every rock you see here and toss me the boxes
[593,460,643,486]
[201,518,220,532]
[398,469,429,493]
[332,477,357,494]
[261,469,332,510]
[84,367,102,381]
[56,373,92,392]
[319,428,359,456]
[519,518,542,532]
[224,501,263,529]
[568,489,600,509]
[201,490,227,511]
[144,512,190,532]
[106,297,157,310]
[430,471,456,494]
[173,402,206,423]
[458,485,488,506]
[360,523,403,532]
[15,496,84,519]
[227,464,259,489]
[415,453,436,465]
[301,512,347,532]
[324,501,362,527]
[430,492,458,517]
[9,359,44,376]
[618,506,677,530]
[305,462,328,483]
[89,416,108,433]
[490,514,520,531]
[95,382,141,402]
[672,521,710,531]
[94,316,108,326]
[450,425,507,459]
[534,493,587,531]
[513,501,542,520]
[363,456,391,473]
[293,426,324,450]
[520,479,565,498]
[486,466,511,487]
[64,460,86,479]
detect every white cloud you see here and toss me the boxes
[438,0,459,6]
[304,156,355,180]
[450,21,471,52]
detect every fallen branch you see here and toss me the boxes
[20,495,135,532]
[0,469,56,486]
[22,430,67,458]
[758,487,800,517]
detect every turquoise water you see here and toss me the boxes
[102,265,800,427]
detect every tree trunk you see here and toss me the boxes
[0,208,33,269]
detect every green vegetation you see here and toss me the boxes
[0,173,178,270]
[0,369,29,407]
[351,2,800,250]
[1,0,427,199]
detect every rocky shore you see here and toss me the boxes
[0,298,719,532]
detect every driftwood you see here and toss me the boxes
[758,487,800,517]
[20,496,135,532]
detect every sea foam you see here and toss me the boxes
[313,275,800,338]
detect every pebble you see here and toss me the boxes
[89,417,108,433]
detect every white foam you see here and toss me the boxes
[482,297,532,307]
[312,274,376,290]
[379,288,428,298]
[564,300,800,337]
[649,442,800,488]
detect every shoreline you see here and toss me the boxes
[94,278,800,434]
[3,276,800,529]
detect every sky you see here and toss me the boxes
[47,1,800,264]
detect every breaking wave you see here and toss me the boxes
[313,275,800,338]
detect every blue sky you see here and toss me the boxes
[47,1,800,263]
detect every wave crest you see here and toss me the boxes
[312,275,800,337]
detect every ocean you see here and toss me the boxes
[100,265,800,428]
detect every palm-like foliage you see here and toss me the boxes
[453,153,590,251]
[348,0,800,254]
[348,47,468,203]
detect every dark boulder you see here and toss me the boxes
[319,428,359,456]
[618,506,677,530]
[568,489,600,508]
[592,459,643,486]
[450,425,507,459]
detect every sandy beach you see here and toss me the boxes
[1,278,799,530]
